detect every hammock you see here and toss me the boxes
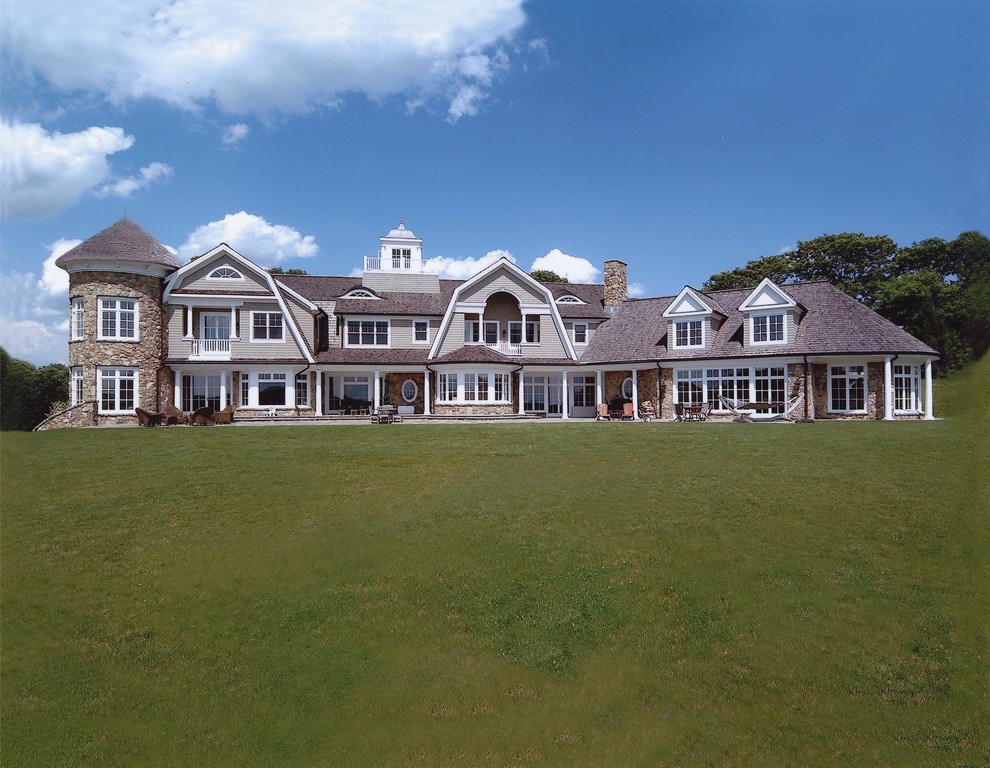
[719,393,805,422]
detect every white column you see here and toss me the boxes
[219,369,227,408]
[423,371,431,415]
[561,370,570,419]
[229,305,238,339]
[596,370,603,406]
[184,306,193,338]
[373,370,381,411]
[632,368,640,420]
[518,369,527,415]
[924,358,934,420]
[883,356,894,420]
[315,371,323,416]
[174,370,181,408]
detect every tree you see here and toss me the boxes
[0,349,69,430]
[530,269,565,283]
[702,254,793,292]
[786,233,897,307]
[267,267,309,275]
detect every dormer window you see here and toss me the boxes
[207,267,243,279]
[556,295,584,304]
[341,289,378,299]
[674,319,704,348]
[751,312,785,344]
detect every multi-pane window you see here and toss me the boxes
[829,365,867,412]
[346,320,388,346]
[391,248,411,268]
[257,373,287,406]
[295,373,310,407]
[573,323,588,344]
[414,320,429,343]
[208,267,243,279]
[483,321,499,345]
[252,312,283,341]
[182,374,223,411]
[240,373,249,407]
[893,364,921,412]
[675,369,704,405]
[464,319,481,343]
[523,375,546,411]
[98,367,137,413]
[754,367,786,412]
[477,373,489,400]
[674,319,703,348]
[525,319,540,344]
[494,373,510,402]
[752,313,785,343]
[441,371,511,403]
[572,375,595,407]
[71,367,84,406]
[463,373,477,401]
[71,298,85,340]
[508,322,522,344]
[706,368,750,409]
[99,298,137,340]
[439,373,458,401]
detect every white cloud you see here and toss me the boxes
[0,318,67,365]
[422,249,515,280]
[529,249,602,283]
[0,120,134,220]
[178,211,318,265]
[3,0,533,121]
[38,239,80,296]
[628,282,647,298]
[222,123,250,145]
[96,162,173,198]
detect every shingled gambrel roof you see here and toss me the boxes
[581,281,939,365]
[543,282,609,319]
[55,217,182,270]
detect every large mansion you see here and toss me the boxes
[50,218,938,426]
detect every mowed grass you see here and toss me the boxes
[2,361,987,767]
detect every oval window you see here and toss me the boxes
[401,379,418,403]
[621,376,633,400]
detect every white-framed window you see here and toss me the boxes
[893,364,922,412]
[525,319,540,344]
[181,374,230,412]
[673,319,703,349]
[391,248,411,268]
[573,323,588,344]
[341,289,377,299]
[494,372,510,402]
[754,367,787,412]
[751,312,786,344]
[572,375,595,407]
[621,376,634,400]
[257,372,287,406]
[675,369,703,405]
[342,375,371,405]
[523,375,546,411]
[401,379,418,402]
[207,266,243,280]
[71,367,84,406]
[240,373,249,407]
[98,298,138,341]
[508,321,522,345]
[464,373,478,401]
[829,365,868,413]
[346,319,389,346]
[97,367,137,413]
[438,370,511,403]
[295,373,310,407]
[413,320,429,343]
[70,298,85,340]
[252,311,284,341]
[556,295,584,304]
[706,368,750,410]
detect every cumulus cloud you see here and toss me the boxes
[2,0,532,121]
[0,121,134,219]
[96,162,173,198]
[423,249,515,280]
[38,239,80,296]
[628,282,647,298]
[178,211,318,265]
[529,248,602,283]
[0,318,67,365]
[222,123,250,145]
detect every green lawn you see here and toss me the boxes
[2,360,987,767]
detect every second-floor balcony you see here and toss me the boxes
[364,255,436,273]
[484,341,522,356]
[189,338,235,360]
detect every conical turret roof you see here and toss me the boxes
[55,218,181,270]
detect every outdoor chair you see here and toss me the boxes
[135,407,163,426]
[212,405,236,424]
[674,403,686,422]
[596,403,610,421]
[163,405,187,425]
[697,401,714,421]
[190,406,215,425]
[622,402,635,420]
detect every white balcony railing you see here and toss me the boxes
[485,341,522,356]
[190,338,232,359]
[363,255,435,273]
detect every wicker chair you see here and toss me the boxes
[163,405,187,425]
[189,406,215,425]
[212,405,236,424]
[135,407,163,426]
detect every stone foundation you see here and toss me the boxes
[433,403,520,416]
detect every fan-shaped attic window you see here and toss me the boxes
[208,266,244,279]
[341,289,379,299]
[556,295,584,304]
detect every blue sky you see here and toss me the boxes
[1,0,986,364]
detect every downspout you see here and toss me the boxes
[295,362,311,415]
[802,355,810,422]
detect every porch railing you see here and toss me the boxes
[485,341,522,356]
[190,338,232,358]
[363,255,435,273]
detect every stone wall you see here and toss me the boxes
[387,372,426,413]
[603,260,628,308]
[811,362,885,420]
[68,271,167,424]
[433,403,520,416]
[34,401,99,431]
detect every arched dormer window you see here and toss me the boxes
[341,289,379,299]
[556,295,584,304]
[208,266,244,280]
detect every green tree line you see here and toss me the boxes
[0,349,70,431]
[703,231,990,373]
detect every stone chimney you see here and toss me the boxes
[604,259,628,311]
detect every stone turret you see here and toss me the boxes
[604,259,628,311]
[56,218,180,423]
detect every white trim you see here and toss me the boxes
[206,266,245,280]
[412,318,430,345]
[97,366,139,414]
[749,311,788,346]
[339,289,380,299]
[662,286,714,317]
[670,318,705,349]
[70,297,85,340]
[70,366,84,406]
[826,363,869,414]
[63,260,175,278]
[249,310,285,343]
[621,376,634,400]
[555,294,586,304]
[97,296,140,342]
[343,318,391,348]
[738,277,797,312]
[573,322,588,345]
[401,378,418,402]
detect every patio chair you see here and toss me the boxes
[212,405,236,424]
[698,401,714,421]
[596,403,611,421]
[674,403,686,422]
[190,406,215,425]
[163,404,187,425]
[622,402,635,420]
[135,407,163,426]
